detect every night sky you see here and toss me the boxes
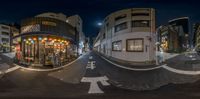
[0,0,200,37]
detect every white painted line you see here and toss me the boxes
[81,76,110,94]
[100,56,162,71]
[162,64,200,75]
[5,66,20,73]
[192,58,196,60]
[99,76,110,86]
[89,56,93,60]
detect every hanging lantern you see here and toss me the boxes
[33,38,37,41]
[49,38,52,41]
[44,37,47,41]
[31,40,34,44]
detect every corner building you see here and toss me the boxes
[13,13,77,67]
[94,8,156,64]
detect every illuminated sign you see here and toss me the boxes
[42,21,57,26]
[21,24,40,33]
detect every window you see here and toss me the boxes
[115,14,127,21]
[1,26,9,30]
[1,32,9,36]
[112,40,122,51]
[132,20,150,27]
[132,13,149,16]
[115,22,127,32]
[126,38,144,52]
[2,38,9,42]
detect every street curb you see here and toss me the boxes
[162,64,200,75]
[14,52,89,72]
[100,55,162,71]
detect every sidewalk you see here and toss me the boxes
[165,52,200,71]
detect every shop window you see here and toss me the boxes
[132,20,150,27]
[112,40,122,51]
[115,22,127,32]
[126,38,144,52]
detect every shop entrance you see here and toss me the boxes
[20,35,70,67]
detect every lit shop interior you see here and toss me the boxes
[14,35,75,67]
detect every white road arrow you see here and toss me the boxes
[81,76,110,94]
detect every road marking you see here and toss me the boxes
[162,64,200,75]
[89,56,93,60]
[101,56,162,71]
[86,61,96,70]
[5,66,20,73]
[192,58,196,60]
[81,76,110,94]
[0,63,20,76]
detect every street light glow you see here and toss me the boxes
[97,22,102,26]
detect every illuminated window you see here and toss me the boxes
[42,21,57,26]
[126,38,143,52]
[112,40,122,51]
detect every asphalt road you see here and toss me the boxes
[0,51,200,99]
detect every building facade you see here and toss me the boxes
[0,24,20,52]
[13,12,78,67]
[194,23,200,50]
[157,17,189,53]
[67,15,86,54]
[168,17,189,52]
[35,12,67,22]
[94,8,156,64]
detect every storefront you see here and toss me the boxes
[14,16,78,68]
[18,35,72,67]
